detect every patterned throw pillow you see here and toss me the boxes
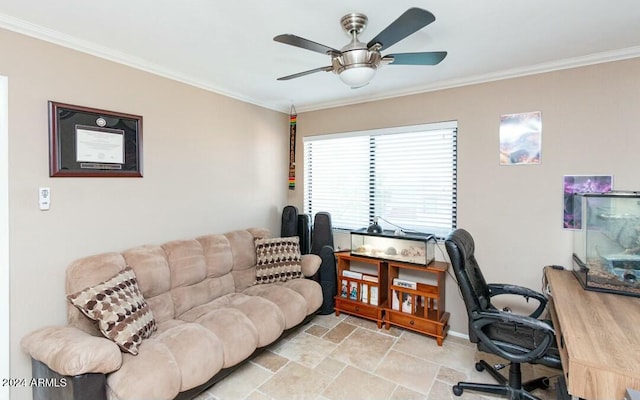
[67,267,157,355]
[255,237,303,284]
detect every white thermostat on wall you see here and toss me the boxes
[39,187,50,210]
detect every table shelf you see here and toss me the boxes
[333,251,449,344]
[334,252,388,328]
[385,260,449,345]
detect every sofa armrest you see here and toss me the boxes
[21,326,122,376]
[300,254,321,277]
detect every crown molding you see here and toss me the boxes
[0,14,281,112]
[297,46,640,112]
[2,13,639,114]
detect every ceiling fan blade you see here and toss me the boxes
[385,51,447,65]
[274,34,340,55]
[277,66,333,81]
[367,8,435,51]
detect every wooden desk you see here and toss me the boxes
[545,268,640,400]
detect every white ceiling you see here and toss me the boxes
[1,1,640,113]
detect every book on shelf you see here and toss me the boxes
[360,283,368,303]
[401,293,413,313]
[361,274,379,283]
[392,278,417,290]
[340,280,348,297]
[392,289,413,313]
[349,281,358,300]
[342,270,363,280]
[369,286,378,306]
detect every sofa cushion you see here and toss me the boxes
[185,307,259,368]
[196,234,234,278]
[171,274,236,318]
[226,230,258,271]
[215,293,286,347]
[67,267,157,355]
[122,245,175,323]
[242,284,307,329]
[162,239,207,289]
[106,339,181,400]
[254,237,303,284]
[277,278,324,316]
[153,323,224,391]
[178,293,285,348]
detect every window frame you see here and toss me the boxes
[303,121,457,238]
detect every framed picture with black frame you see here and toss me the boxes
[48,101,143,177]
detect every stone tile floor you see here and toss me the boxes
[194,313,561,400]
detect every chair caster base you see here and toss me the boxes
[452,384,463,396]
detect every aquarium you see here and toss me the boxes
[572,191,640,297]
[350,230,434,266]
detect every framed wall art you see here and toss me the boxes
[48,101,143,177]
[499,111,541,165]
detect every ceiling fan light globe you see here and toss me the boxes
[338,65,376,88]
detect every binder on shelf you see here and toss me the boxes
[361,283,368,303]
[370,286,379,306]
[392,289,400,310]
[343,270,363,280]
[362,274,379,283]
[392,278,417,290]
[392,289,413,313]
[401,294,413,313]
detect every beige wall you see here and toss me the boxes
[289,58,640,336]
[1,27,289,395]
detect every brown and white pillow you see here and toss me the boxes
[67,267,156,355]
[255,237,303,284]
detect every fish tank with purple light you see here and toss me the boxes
[572,191,640,297]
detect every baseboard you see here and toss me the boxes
[447,329,470,341]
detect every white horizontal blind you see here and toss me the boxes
[304,122,457,238]
[303,135,371,228]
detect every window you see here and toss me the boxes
[303,121,457,238]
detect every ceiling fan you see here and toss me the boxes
[273,7,447,88]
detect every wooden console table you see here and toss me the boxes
[334,252,388,328]
[334,251,449,345]
[385,260,449,345]
[545,268,640,400]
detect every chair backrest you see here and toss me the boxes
[444,229,494,340]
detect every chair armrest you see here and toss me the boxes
[488,283,547,318]
[301,254,321,277]
[471,310,555,364]
[21,326,122,376]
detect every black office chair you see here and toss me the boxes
[444,229,562,400]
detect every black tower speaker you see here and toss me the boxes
[297,214,311,255]
[318,245,337,314]
[281,206,298,237]
[311,212,334,255]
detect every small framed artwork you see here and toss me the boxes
[48,101,143,177]
[563,175,613,229]
[499,111,542,165]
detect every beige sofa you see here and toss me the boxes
[21,228,323,400]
